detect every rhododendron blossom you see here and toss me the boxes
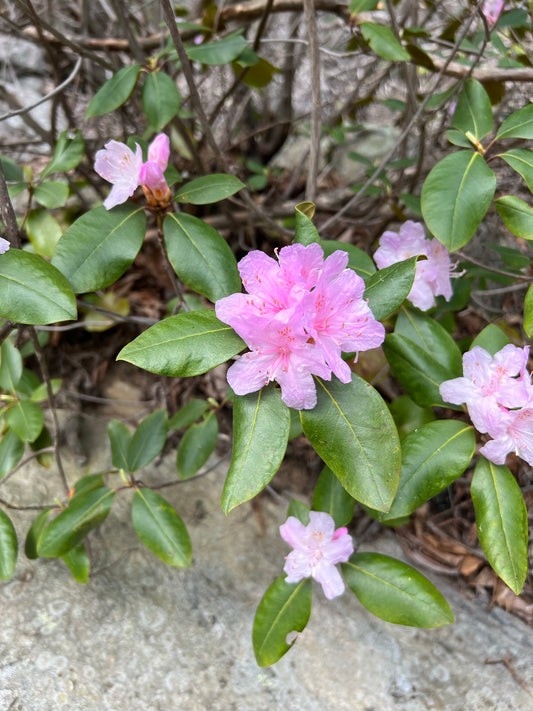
[215,243,385,409]
[280,511,354,599]
[374,221,456,311]
[482,0,504,28]
[95,133,170,209]
[440,345,533,466]
[0,237,10,254]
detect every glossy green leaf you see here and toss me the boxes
[29,378,61,403]
[163,213,241,302]
[177,411,218,479]
[174,174,244,205]
[471,324,510,354]
[108,420,132,471]
[395,308,463,375]
[0,339,22,392]
[388,395,435,440]
[445,129,474,148]
[360,22,410,61]
[6,400,44,442]
[421,151,496,251]
[342,553,453,627]
[142,71,180,130]
[71,473,106,500]
[62,543,90,583]
[40,129,85,179]
[0,154,23,181]
[52,205,147,293]
[128,409,168,472]
[287,499,310,524]
[451,79,493,140]
[0,509,17,580]
[294,202,320,245]
[499,149,533,193]
[37,487,115,557]
[253,576,312,667]
[525,283,533,338]
[187,33,248,65]
[311,466,355,527]
[25,208,62,258]
[320,240,376,279]
[169,399,209,430]
[33,180,69,209]
[0,429,24,480]
[0,249,77,324]
[222,387,289,514]
[496,104,533,140]
[118,310,245,377]
[383,421,475,520]
[132,488,191,566]
[24,508,52,559]
[364,257,417,320]
[495,195,533,239]
[471,458,528,594]
[86,64,141,118]
[301,375,400,512]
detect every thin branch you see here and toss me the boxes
[303,0,321,203]
[0,448,55,487]
[0,161,21,248]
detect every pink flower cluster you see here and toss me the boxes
[440,345,533,466]
[215,243,385,410]
[280,511,354,599]
[374,221,457,311]
[94,133,170,210]
[0,237,10,254]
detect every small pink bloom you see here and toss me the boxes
[480,407,533,466]
[374,221,457,311]
[0,237,10,254]
[280,511,354,599]
[94,140,143,210]
[482,0,504,28]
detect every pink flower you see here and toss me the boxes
[480,407,533,466]
[374,221,457,311]
[482,0,504,28]
[0,237,10,254]
[215,244,385,409]
[280,511,354,599]
[95,134,170,209]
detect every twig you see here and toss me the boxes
[303,0,321,203]
[485,657,533,699]
[0,449,55,487]
[0,497,56,511]
[456,251,532,281]
[0,161,21,248]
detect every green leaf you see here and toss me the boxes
[253,576,312,667]
[174,174,245,205]
[360,22,410,61]
[496,104,533,140]
[525,283,533,338]
[86,64,141,118]
[388,395,435,440]
[395,308,462,375]
[33,180,69,209]
[163,213,241,302]
[108,420,132,471]
[0,249,77,324]
[312,466,355,527]
[471,324,510,354]
[445,129,475,148]
[287,499,310,524]
[451,79,493,140]
[294,202,320,245]
[0,509,17,580]
[6,400,44,442]
[52,205,147,293]
[168,399,209,430]
[221,387,289,514]
[0,154,23,181]
[0,339,22,392]
[142,71,181,131]
[471,459,528,595]
[70,473,106,500]
[301,375,400,512]
[342,553,454,627]
[383,421,475,520]
[128,409,168,472]
[350,0,378,12]
[176,411,218,479]
[131,488,191,566]
[25,208,62,258]
[320,240,376,279]
[187,33,248,65]
[0,429,24,480]
[24,508,52,559]
[364,257,417,320]
[62,543,90,583]
[37,487,115,557]
[421,151,496,251]
[40,129,85,180]
[495,195,533,239]
[499,148,533,193]
[240,56,280,88]
[29,378,61,403]
[118,310,245,377]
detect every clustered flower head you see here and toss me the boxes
[280,511,354,599]
[215,243,385,410]
[94,133,171,210]
[0,237,10,254]
[440,344,533,466]
[374,221,457,311]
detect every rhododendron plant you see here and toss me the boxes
[215,243,385,409]
[280,511,354,599]
[374,221,456,311]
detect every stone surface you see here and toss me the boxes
[1,419,532,711]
